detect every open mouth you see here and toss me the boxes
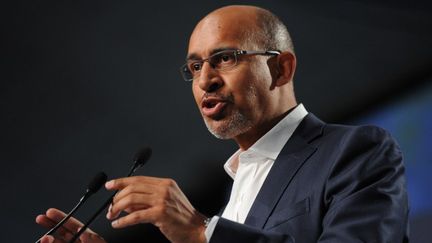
[203,99,219,109]
[201,98,228,118]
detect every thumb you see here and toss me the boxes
[40,235,55,243]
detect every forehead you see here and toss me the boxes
[187,13,257,59]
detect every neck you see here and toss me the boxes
[234,104,297,150]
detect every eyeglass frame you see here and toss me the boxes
[180,49,281,82]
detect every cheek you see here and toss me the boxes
[232,68,271,112]
[192,84,202,107]
[232,66,266,95]
[230,79,259,110]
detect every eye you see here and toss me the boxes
[220,54,233,62]
[211,51,236,68]
[189,62,202,72]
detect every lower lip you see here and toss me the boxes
[202,102,228,118]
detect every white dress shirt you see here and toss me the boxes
[205,104,308,241]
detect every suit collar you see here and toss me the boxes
[223,104,309,180]
[244,113,324,228]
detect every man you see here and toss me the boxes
[36,5,409,243]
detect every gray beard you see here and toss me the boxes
[204,109,254,139]
[203,84,257,139]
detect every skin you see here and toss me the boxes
[105,177,207,243]
[35,208,105,243]
[189,6,297,151]
[35,5,297,243]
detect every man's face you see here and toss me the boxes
[187,14,275,140]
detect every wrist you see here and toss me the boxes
[195,213,210,243]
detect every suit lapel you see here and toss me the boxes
[244,114,324,228]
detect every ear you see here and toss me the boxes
[275,51,296,86]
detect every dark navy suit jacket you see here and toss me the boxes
[210,114,409,243]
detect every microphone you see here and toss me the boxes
[129,146,152,176]
[35,172,107,243]
[68,147,152,243]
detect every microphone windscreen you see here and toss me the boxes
[87,172,108,193]
[133,146,152,167]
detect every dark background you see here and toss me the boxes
[1,0,431,242]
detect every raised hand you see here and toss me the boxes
[105,176,207,243]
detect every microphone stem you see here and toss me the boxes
[35,191,91,243]
[69,162,139,243]
[68,191,116,243]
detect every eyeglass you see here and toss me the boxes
[180,49,280,82]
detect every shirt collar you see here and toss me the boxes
[250,103,308,160]
[224,104,308,178]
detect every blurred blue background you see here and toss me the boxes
[351,80,432,243]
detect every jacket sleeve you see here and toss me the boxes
[210,218,295,243]
[318,126,409,242]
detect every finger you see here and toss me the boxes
[82,227,98,235]
[45,208,67,220]
[112,183,159,204]
[44,208,85,240]
[36,214,75,239]
[53,229,75,243]
[36,214,57,228]
[46,208,84,233]
[105,176,167,191]
[109,193,153,220]
[106,203,122,219]
[40,231,75,243]
[78,227,105,243]
[106,203,113,219]
[39,209,75,242]
[40,235,55,243]
[107,203,148,220]
[111,209,155,229]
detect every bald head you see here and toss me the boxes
[190,5,293,53]
[187,5,298,146]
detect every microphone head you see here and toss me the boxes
[133,146,152,168]
[87,172,108,193]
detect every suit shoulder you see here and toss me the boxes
[323,122,395,145]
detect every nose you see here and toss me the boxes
[197,62,223,93]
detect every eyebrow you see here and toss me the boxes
[186,46,238,61]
